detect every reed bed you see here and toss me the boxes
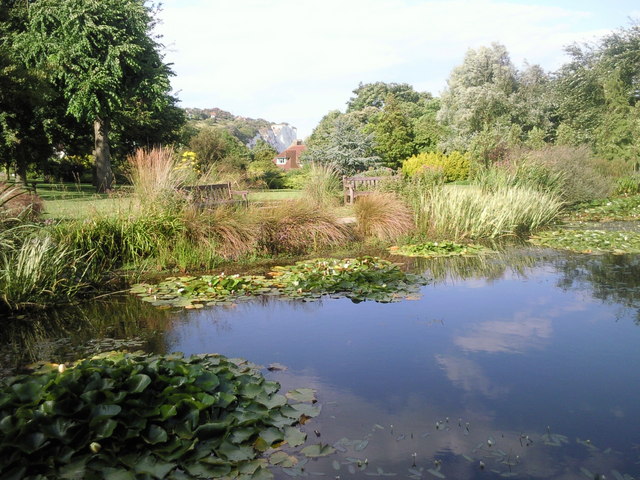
[415,185,563,239]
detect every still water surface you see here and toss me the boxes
[3,247,640,479]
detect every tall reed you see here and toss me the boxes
[415,185,563,239]
[0,232,95,311]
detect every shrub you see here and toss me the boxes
[54,210,187,271]
[518,146,613,204]
[182,205,257,260]
[353,192,414,242]
[614,174,640,195]
[402,151,470,182]
[256,200,351,255]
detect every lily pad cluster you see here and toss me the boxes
[0,352,320,480]
[389,241,490,258]
[131,257,429,308]
[529,230,640,254]
[268,257,428,303]
[567,196,640,222]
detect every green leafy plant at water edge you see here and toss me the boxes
[131,257,429,307]
[565,195,640,222]
[389,241,491,258]
[269,257,428,303]
[529,230,640,254]
[0,352,319,479]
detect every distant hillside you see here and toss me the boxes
[185,107,297,153]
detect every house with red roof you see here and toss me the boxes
[272,140,306,170]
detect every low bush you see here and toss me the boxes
[353,192,414,242]
[302,163,341,207]
[516,146,613,204]
[126,147,190,209]
[402,151,470,182]
[614,174,640,195]
[53,210,187,271]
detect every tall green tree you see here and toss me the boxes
[371,94,415,169]
[0,1,52,183]
[303,115,380,174]
[555,22,640,162]
[20,0,178,191]
[438,43,518,152]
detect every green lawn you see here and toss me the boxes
[37,186,343,220]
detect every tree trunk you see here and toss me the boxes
[93,117,114,193]
[15,150,28,186]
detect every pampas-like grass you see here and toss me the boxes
[256,199,352,255]
[126,147,189,208]
[353,192,414,242]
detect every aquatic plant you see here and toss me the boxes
[529,229,640,254]
[389,241,490,258]
[414,185,563,239]
[269,257,428,303]
[566,195,640,222]
[0,352,319,479]
[131,256,429,307]
[0,232,95,311]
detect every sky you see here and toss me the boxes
[156,0,640,139]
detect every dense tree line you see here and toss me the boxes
[305,21,640,174]
[0,0,184,191]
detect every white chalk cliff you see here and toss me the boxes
[248,124,298,153]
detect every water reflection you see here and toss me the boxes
[2,245,640,479]
[0,295,173,376]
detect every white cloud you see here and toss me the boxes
[156,0,628,137]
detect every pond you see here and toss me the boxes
[2,245,640,480]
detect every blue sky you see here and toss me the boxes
[156,0,640,138]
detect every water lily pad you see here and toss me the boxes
[270,451,298,468]
[286,388,316,403]
[301,443,336,458]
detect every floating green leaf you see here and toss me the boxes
[301,443,336,458]
[286,389,316,403]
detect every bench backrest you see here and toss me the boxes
[181,183,232,203]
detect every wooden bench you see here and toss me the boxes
[343,176,393,205]
[180,182,249,208]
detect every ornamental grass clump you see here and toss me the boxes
[353,192,414,242]
[417,185,563,239]
[256,200,351,255]
[126,146,190,209]
[182,205,258,260]
[0,352,319,479]
[302,162,341,207]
